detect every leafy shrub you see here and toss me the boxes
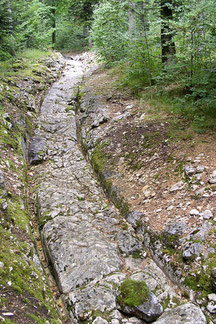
[90,1,129,63]
[17,0,53,49]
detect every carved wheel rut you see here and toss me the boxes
[29,54,207,324]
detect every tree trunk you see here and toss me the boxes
[83,24,88,37]
[128,1,136,39]
[83,24,92,48]
[52,1,56,48]
[160,0,176,65]
[139,0,148,36]
[6,0,16,56]
[6,0,13,35]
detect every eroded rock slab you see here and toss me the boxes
[42,216,122,293]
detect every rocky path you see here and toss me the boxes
[29,54,207,323]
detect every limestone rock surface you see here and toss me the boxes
[154,302,207,324]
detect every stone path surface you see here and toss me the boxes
[30,54,207,323]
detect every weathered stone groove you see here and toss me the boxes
[30,54,207,324]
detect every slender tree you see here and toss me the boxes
[160,0,176,64]
[51,0,56,47]
[6,0,13,35]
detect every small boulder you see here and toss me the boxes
[208,294,216,302]
[200,210,213,220]
[91,113,109,128]
[154,302,206,324]
[192,222,212,242]
[190,209,200,216]
[207,302,216,314]
[117,279,163,322]
[185,165,196,177]
[204,247,215,260]
[0,170,7,210]
[162,222,186,248]
[92,317,108,324]
[0,170,5,190]
[170,181,185,192]
[196,165,205,173]
[183,242,204,261]
[142,185,155,198]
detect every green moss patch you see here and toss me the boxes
[7,197,30,232]
[0,225,60,322]
[91,142,109,175]
[117,279,149,307]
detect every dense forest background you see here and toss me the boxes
[0,0,215,129]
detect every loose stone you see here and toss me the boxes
[200,209,213,219]
[190,209,200,216]
[209,170,216,184]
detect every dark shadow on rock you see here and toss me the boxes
[28,137,47,165]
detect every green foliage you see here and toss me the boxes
[56,17,88,51]
[0,0,54,59]
[70,0,100,23]
[117,279,149,307]
[0,0,215,126]
[16,0,53,49]
[91,1,129,63]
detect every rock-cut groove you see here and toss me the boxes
[30,54,208,324]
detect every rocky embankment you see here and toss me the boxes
[29,53,211,324]
[0,52,65,322]
[77,64,216,323]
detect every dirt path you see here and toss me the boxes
[29,53,208,323]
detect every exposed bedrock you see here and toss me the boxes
[30,53,207,323]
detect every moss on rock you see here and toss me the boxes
[117,278,149,307]
[0,50,65,322]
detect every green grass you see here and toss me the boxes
[0,48,52,79]
[142,89,216,133]
[20,48,52,61]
